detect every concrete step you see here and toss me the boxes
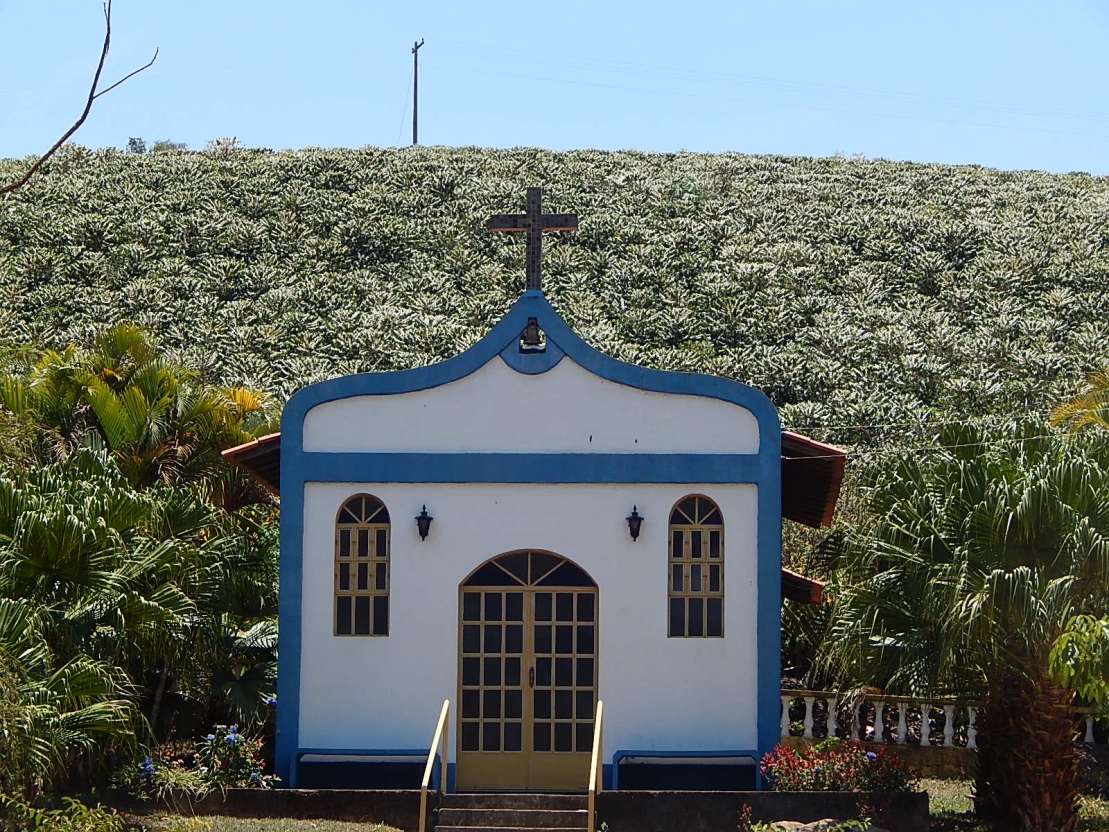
[437,808,587,828]
[441,794,587,810]
[436,827,584,832]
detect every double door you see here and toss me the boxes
[456,555,598,791]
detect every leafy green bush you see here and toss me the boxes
[760,738,918,792]
[0,795,125,832]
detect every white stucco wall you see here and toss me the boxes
[302,357,760,454]
[298,482,761,758]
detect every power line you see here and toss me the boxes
[394,61,412,147]
[784,414,1031,432]
[789,431,1094,461]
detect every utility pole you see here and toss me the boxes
[412,39,425,146]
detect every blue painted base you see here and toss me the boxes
[295,751,443,790]
[617,760,756,791]
[613,752,758,791]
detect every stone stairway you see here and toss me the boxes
[435,793,588,832]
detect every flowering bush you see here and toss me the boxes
[125,725,277,799]
[196,724,278,790]
[760,738,918,792]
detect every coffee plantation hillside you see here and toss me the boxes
[2,144,1107,449]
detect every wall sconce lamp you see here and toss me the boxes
[626,506,643,541]
[415,505,434,540]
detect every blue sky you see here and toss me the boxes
[2,0,1107,173]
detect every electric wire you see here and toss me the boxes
[395,70,412,147]
[783,432,1093,461]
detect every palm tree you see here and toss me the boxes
[1051,366,1109,433]
[820,419,1109,832]
[0,598,136,800]
[1,323,277,500]
[0,440,277,746]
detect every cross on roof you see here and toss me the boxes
[489,187,578,293]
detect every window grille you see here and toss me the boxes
[335,494,390,636]
[668,495,724,638]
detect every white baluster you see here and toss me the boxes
[943,705,955,747]
[850,704,860,740]
[920,702,930,746]
[781,695,792,737]
[874,701,885,743]
[896,702,908,744]
[827,697,839,739]
[1086,716,1096,744]
[967,707,978,749]
[803,696,815,739]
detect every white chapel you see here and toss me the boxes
[224,188,844,793]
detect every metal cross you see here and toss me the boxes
[488,187,578,292]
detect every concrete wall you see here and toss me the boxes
[298,481,761,761]
[122,790,929,832]
[303,356,760,454]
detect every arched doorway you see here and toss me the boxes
[456,550,598,791]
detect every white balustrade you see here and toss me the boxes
[780,691,1104,750]
[802,696,815,739]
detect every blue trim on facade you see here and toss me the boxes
[498,339,565,374]
[292,452,764,484]
[297,747,430,756]
[756,428,782,789]
[275,290,782,790]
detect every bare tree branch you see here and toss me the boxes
[0,0,158,198]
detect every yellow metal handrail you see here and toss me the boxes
[587,700,604,832]
[419,699,450,832]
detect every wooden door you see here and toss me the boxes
[456,551,598,791]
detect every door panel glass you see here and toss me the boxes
[505,721,522,751]
[459,553,598,791]
[460,589,526,757]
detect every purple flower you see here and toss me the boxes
[206,734,216,742]
[250,772,261,782]
[266,696,277,707]
[225,734,237,745]
[229,725,238,734]
[866,751,877,761]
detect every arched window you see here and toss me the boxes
[668,495,724,638]
[335,494,390,636]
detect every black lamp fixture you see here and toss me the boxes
[626,506,643,541]
[415,505,433,540]
[521,317,543,348]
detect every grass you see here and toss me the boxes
[922,778,1109,831]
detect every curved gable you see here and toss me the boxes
[285,291,779,450]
